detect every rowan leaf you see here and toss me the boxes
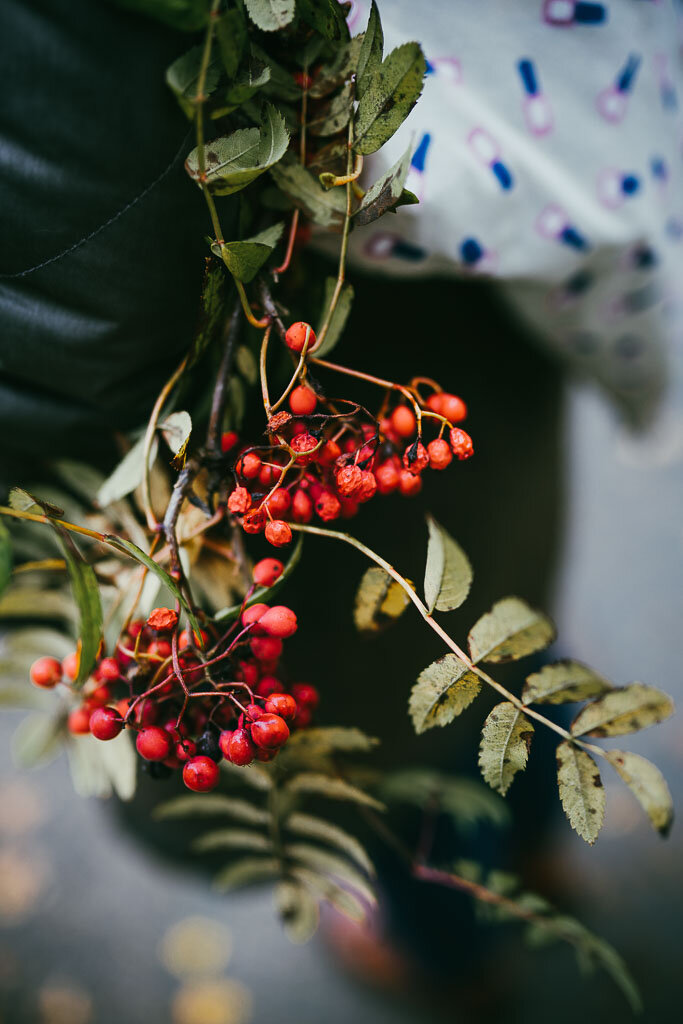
[605,750,673,836]
[285,813,375,875]
[354,141,418,227]
[274,879,319,943]
[308,34,364,99]
[423,516,472,614]
[285,844,377,906]
[353,42,426,155]
[356,1,383,100]
[154,794,269,826]
[314,279,354,358]
[193,828,271,853]
[353,566,411,633]
[409,654,481,734]
[165,44,221,118]
[571,683,674,737]
[270,155,346,230]
[216,222,284,283]
[212,60,271,118]
[479,702,534,796]
[308,83,353,137]
[186,104,289,195]
[93,730,137,801]
[9,487,63,518]
[213,856,280,891]
[522,660,612,706]
[243,0,295,32]
[556,741,605,844]
[468,597,556,664]
[285,772,385,811]
[220,760,274,790]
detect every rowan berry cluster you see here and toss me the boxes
[28,558,317,793]
[224,321,474,549]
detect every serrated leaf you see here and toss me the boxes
[0,520,12,597]
[244,0,295,32]
[270,155,347,230]
[479,702,534,796]
[353,42,426,155]
[605,750,673,836]
[186,104,289,195]
[353,565,411,633]
[378,769,509,833]
[315,279,353,358]
[308,83,353,137]
[556,741,605,844]
[213,61,271,118]
[193,828,271,853]
[216,222,284,283]
[154,794,269,825]
[213,856,280,891]
[409,653,481,734]
[97,435,158,507]
[160,411,192,457]
[188,259,229,369]
[522,660,612,706]
[468,597,556,664]
[216,7,248,79]
[274,879,319,943]
[571,683,674,738]
[285,772,385,811]
[53,529,102,687]
[166,44,222,118]
[356,1,383,100]
[423,516,472,614]
[297,0,350,41]
[286,813,375,875]
[354,141,417,227]
[286,843,377,908]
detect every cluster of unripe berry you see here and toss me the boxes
[29,557,317,793]
[224,322,474,548]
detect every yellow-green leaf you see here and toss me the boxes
[193,828,271,853]
[285,772,385,811]
[213,856,280,891]
[605,750,673,836]
[353,566,411,633]
[285,843,376,907]
[274,879,319,943]
[478,701,534,796]
[353,42,426,155]
[468,597,556,664]
[154,794,269,825]
[423,516,472,613]
[556,741,605,844]
[409,653,481,734]
[285,813,375,876]
[570,683,674,737]
[522,660,612,706]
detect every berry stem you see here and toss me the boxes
[235,278,270,329]
[272,209,299,277]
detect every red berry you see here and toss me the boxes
[259,463,279,488]
[218,731,233,760]
[242,508,267,534]
[340,497,359,518]
[425,393,444,414]
[318,439,341,467]
[255,747,279,762]
[356,470,377,503]
[136,726,172,762]
[62,652,79,681]
[398,469,422,496]
[265,520,292,547]
[183,756,220,792]
[315,490,341,522]
[255,675,282,698]
[178,628,208,649]
[374,459,400,495]
[242,603,269,633]
[30,656,62,689]
[449,428,474,460]
[148,639,172,660]
[427,438,453,470]
[221,431,239,453]
[239,452,263,479]
[250,636,283,663]
[402,440,429,473]
[90,707,124,741]
[390,405,417,439]
[290,683,319,709]
[289,385,318,416]
[89,683,112,705]
[285,322,316,353]
[245,703,264,721]
[440,393,468,424]
[229,728,256,766]
[127,620,144,639]
[238,660,260,687]
[290,433,319,464]
[94,657,121,683]
[264,488,291,517]
[251,713,290,750]
[228,487,252,514]
[67,707,92,734]
[176,739,197,762]
[292,706,313,730]
[146,607,178,632]
[264,693,297,721]
[253,558,284,587]
[293,70,313,89]
[291,488,314,523]
[335,464,362,497]
[259,606,297,639]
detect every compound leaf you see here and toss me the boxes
[285,812,375,875]
[154,794,269,825]
[285,772,385,811]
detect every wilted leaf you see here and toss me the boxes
[353,42,426,155]
[571,683,674,738]
[275,879,319,943]
[270,155,347,230]
[213,856,280,891]
[97,435,158,508]
[286,813,375,875]
[12,714,65,769]
[53,529,102,686]
[308,83,353,137]
[166,44,222,118]
[285,772,385,811]
[409,654,481,734]
[297,0,349,41]
[356,1,383,100]
[160,411,193,457]
[315,279,353,358]
[378,768,509,833]
[479,702,534,796]
[155,794,269,824]
[353,566,411,633]
[354,141,418,227]
[186,104,289,195]
[193,828,271,853]
[243,0,295,32]
[605,750,673,837]
[216,7,248,79]
[285,844,376,906]
[217,222,284,283]
[468,597,556,664]
[556,741,605,844]
[0,520,13,597]
[522,660,612,706]
[423,516,472,614]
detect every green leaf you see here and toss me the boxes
[353,42,426,155]
[378,768,509,833]
[291,866,366,922]
[522,660,612,706]
[308,83,353,137]
[216,222,285,283]
[285,772,385,811]
[216,7,248,79]
[165,44,222,118]
[286,813,375,876]
[12,713,65,769]
[423,515,472,614]
[556,741,605,845]
[479,702,534,796]
[213,856,280,891]
[270,154,347,230]
[356,1,383,100]
[244,0,295,32]
[354,142,417,227]
[570,683,674,738]
[186,103,289,195]
[193,828,271,853]
[297,0,350,41]
[308,34,364,99]
[188,260,229,369]
[409,653,481,734]
[0,520,12,597]
[285,843,377,907]
[96,435,158,508]
[468,597,556,664]
[605,750,673,837]
[53,529,102,687]
[215,534,303,621]
[154,794,269,825]
[160,411,192,456]
[9,487,63,518]
[353,565,411,633]
[109,0,211,32]
[212,60,271,118]
[314,278,353,358]
[274,879,319,943]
